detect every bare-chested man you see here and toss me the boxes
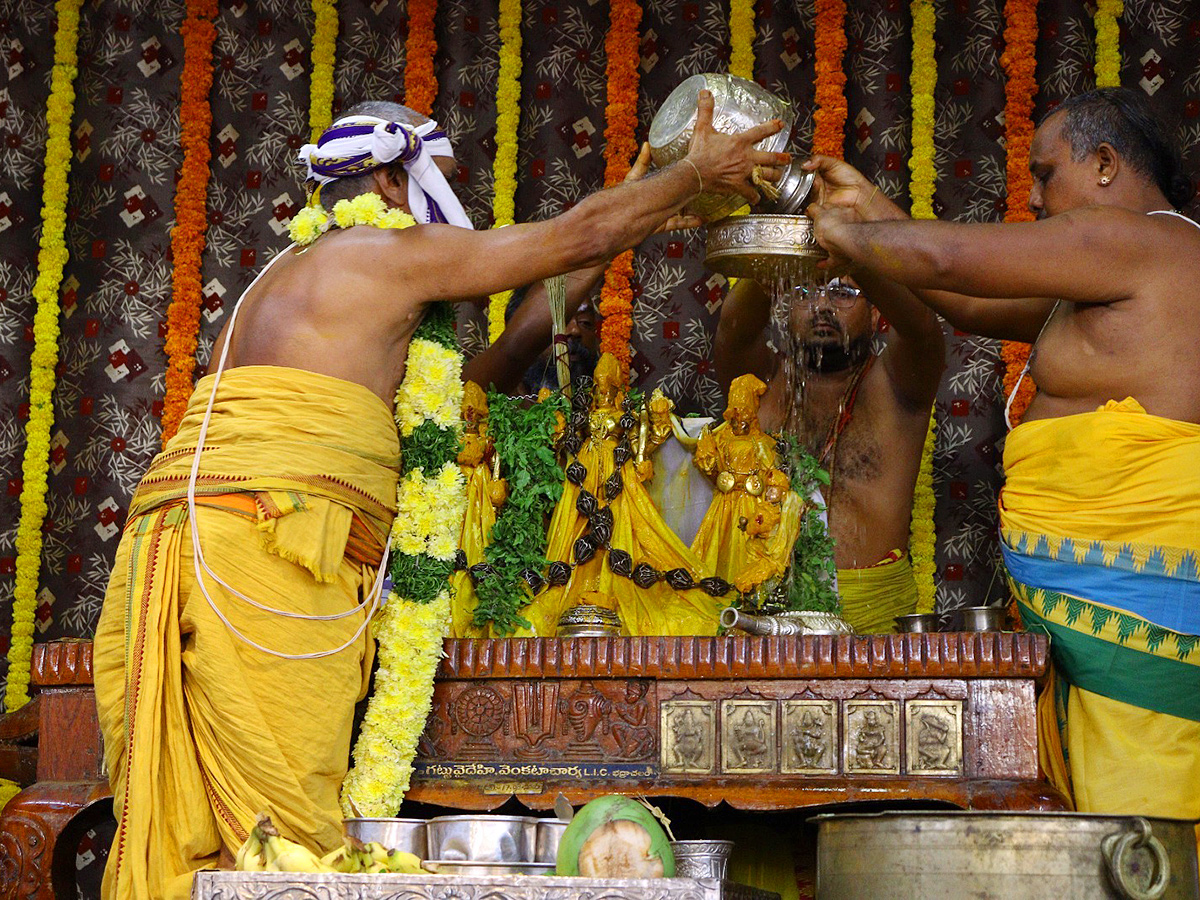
[93,93,786,900]
[805,87,1200,821]
[714,265,944,633]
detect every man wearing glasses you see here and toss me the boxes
[714,270,945,633]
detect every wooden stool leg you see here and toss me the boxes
[0,782,107,900]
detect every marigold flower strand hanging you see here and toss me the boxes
[999,0,1038,425]
[812,0,848,158]
[404,0,438,117]
[161,0,218,446]
[596,0,643,381]
[1094,0,1122,88]
[309,0,338,141]
[6,0,84,712]
[908,0,938,614]
[487,0,523,344]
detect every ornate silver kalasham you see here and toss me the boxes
[704,214,827,281]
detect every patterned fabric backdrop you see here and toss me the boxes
[3,0,1200,705]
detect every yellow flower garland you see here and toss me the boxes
[1094,0,1123,88]
[487,0,523,344]
[309,0,338,141]
[908,0,938,614]
[6,0,83,712]
[316,192,465,816]
[728,0,755,81]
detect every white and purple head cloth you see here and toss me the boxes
[297,115,473,229]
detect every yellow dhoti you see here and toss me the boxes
[1000,398,1200,819]
[93,367,399,900]
[836,552,919,634]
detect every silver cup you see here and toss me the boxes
[426,814,540,863]
[670,839,735,879]
[343,818,426,856]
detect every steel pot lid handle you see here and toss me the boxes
[1102,817,1171,900]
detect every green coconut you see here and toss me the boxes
[556,795,675,878]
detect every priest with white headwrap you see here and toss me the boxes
[93,96,786,899]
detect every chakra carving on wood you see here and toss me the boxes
[452,685,508,737]
[844,700,900,775]
[782,700,837,774]
[661,700,716,774]
[721,700,776,774]
[906,700,964,775]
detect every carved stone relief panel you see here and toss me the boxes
[721,700,776,774]
[660,700,716,774]
[843,699,900,775]
[781,700,838,775]
[906,700,964,776]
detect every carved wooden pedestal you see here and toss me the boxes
[0,642,111,900]
[407,634,1068,812]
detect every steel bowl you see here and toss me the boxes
[894,613,939,634]
[426,814,540,863]
[942,606,1007,632]
[421,860,556,876]
[343,818,426,857]
[649,73,796,223]
[670,839,735,879]
[704,214,827,280]
[535,819,569,864]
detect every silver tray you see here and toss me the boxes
[704,214,827,280]
[192,871,782,900]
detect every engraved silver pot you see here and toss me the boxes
[704,214,827,281]
[670,840,735,879]
[649,73,800,223]
[815,811,1200,899]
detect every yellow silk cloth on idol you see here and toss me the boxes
[836,551,919,634]
[93,367,399,900]
[1000,398,1200,819]
[450,434,502,637]
[523,440,722,637]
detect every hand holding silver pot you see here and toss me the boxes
[681,89,791,209]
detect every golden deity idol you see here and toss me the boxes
[690,374,804,596]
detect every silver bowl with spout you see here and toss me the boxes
[649,73,802,223]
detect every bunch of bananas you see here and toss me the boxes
[235,815,424,875]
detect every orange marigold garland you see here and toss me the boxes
[597,0,642,381]
[404,0,438,117]
[812,0,848,159]
[1000,0,1038,424]
[160,0,218,446]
